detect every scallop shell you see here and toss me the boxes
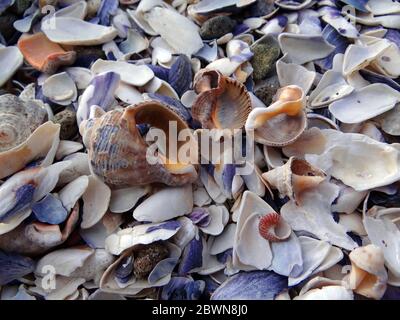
[347,244,388,300]
[0,94,47,152]
[245,85,307,146]
[262,157,326,205]
[80,101,198,188]
[192,70,252,129]
[17,33,76,74]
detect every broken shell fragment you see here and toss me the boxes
[258,212,291,242]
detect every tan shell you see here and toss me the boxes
[245,85,307,146]
[262,157,326,205]
[18,32,76,74]
[347,244,388,300]
[191,69,252,129]
[80,101,198,188]
[0,94,47,152]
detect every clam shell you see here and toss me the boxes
[0,46,23,87]
[17,33,76,74]
[109,186,148,213]
[245,85,307,147]
[330,84,400,124]
[42,72,78,106]
[275,0,314,10]
[80,101,198,188]
[168,55,193,97]
[59,175,89,212]
[42,17,118,45]
[192,70,252,129]
[0,94,47,152]
[0,122,60,179]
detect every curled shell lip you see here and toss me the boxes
[258,212,291,242]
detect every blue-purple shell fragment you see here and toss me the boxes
[146,64,169,82]
[160,277,205,300]
[385,29,400,48]
[168,55,193,97]
[0,0,14,14]
[359,70,400,92]
[0,184,35,222]
[340,0,369,13]
[146,220,181,233]
[97,0,118,26]
[115,255,134,284]
[178,235,203,275]
[211,271,288,300]
[188,208,211,227]
[32,194,68,225]
[0,250,35,285]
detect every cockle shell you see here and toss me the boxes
[346,244,388,300]
[0,94,47,152]
[0,121,60,180]
[262,157,326,204]
[191,70,252,130]
[245,85,307,146]
[17,32,76,74]
[80,101,198,188]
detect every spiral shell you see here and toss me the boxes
[258,212,291,242]
[0,94,47,152]
[80,101,198,188]
[192,70,252,129]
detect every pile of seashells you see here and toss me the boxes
[1,0,400,301]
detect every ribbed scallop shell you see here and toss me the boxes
[192,70,252,129]
[80,101,198,188]
[0,94,47,152]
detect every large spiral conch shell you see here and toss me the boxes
[191,70,252,129]
[0,94,47,152]
[80,101,198,188]
[262,157,326,204]
[245,85,307,146]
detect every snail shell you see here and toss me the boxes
[192,69,252,129]
[0,94,47,152]
[80,101,198,188]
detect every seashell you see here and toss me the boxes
[199,16,236,40]
[58,175,89,212]
[204,58,241,77]
[347,244,388,300]
[258,212,291,242]
[0,208,31,236]
[115,83,144,106]
[278,33,336,65]
[329,84,400,124]
[134,185,193,223]
[119,29,149,58]
[32,193,68,225]
[144,6,203,56]
[289,236,344,286]
[371,42,400,79]
[194,40,218,63]
[0,121,60,180]
[306,129,400,191]
[42,72,78,106]
[245,85,307,147]
[42,17,118,46]
[55,140,83,160]
[192,70,252,129]
[211,270,287,300]
[109,186,148,213]
[376,104,400,136]
[294,277,354,300]
[143,77,179,100]
[65,67,93,90]
[160,276,205,300]
[331,181,367,214]
[0,94,47,153]
[319,6,359,39]
[276,54,316,95]
[367,0,400,15]
[0,46,23,87]
[275,0,314,10]
[168,55,193,97]
[91,60,153,87]
[17,33,76,74]
[262,157,326,205]
[259,15,288,36]
[0,250,35,285]
[13,9,40,33]
[307,113,339,130]
[199,205,229,236]
[339,213,367,236]
[340,0,369,12]
[97,0,118,25]
[80,101,198,188]
[57,152,90,186]
[281,181,358,251]
[81,175,111,229]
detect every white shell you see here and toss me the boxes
[200,205,229,236]
[42,17,118,45]
[59,175,89,212]
[91,59,154,87]
[65,67,93,90]
[43,72,78,106]
[81,175,111,229]
[133,185,193,223]
[367,0,400,15]
[0,47,23,87]
[329,84,400,124]
[119,29,149,58]
[56,140,83,160]
[109,186,148,213]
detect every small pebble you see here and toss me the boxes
[133,242,169,279]
[200,16,236,40]
[251,41,280,81]
[254,75,280,106]
[52,108,78,140]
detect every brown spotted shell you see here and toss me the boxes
[80,101,198,188]
[192,69,252,129]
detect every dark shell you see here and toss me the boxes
[115,254,134,283]
[160,277,205,300]
[178,234,203,275]
[0,250,35,285]
[0,12,18,41]
[32,193,68,225]
[146,64,169,82]
[133,242,169,279]
[168,55,193,97]
[199,16,237,40]
[53,108,78,140]
[368,190,400,208]
[147,93,192,123]
[211,270,287,300]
